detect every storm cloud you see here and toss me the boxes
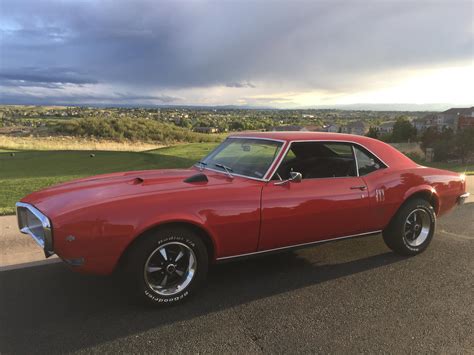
[0,0,472,106]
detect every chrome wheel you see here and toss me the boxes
[404,208,431,247]
[144,242,197,296]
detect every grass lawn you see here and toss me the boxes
[0,143,218,215]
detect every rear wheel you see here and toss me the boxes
[383,198,436,256]
[124,227,208,306]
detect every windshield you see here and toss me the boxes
[198,138,283,179]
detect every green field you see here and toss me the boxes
[0,143,218,215]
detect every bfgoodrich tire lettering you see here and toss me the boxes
[124,227,208,306]
[383,198,436,256]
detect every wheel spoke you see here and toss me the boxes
[147,266,162,273]
[174,250,184,262]
[144,241,197,297]
[159,247,168,261]
[160,274,168,287]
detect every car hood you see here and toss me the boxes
[21,168,224,218]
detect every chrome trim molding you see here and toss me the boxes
[268,139,390,182]
[216,230,382,261]
[351,145,360,177]
[197,136,286,182]
[16,202,54,257]
[195,136,389,183]
[457,192,470,205]
[227,136,287,143]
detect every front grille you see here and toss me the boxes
[16,202,54,257]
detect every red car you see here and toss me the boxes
[17,132,469,305]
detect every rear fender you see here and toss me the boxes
[402,185,439,215]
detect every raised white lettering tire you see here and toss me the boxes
[124,227,208,306]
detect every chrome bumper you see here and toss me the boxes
[16,202,54,257]
[457,192,470,205]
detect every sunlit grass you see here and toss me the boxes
[0,135,164,152]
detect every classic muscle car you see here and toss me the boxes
[16,132,469,305]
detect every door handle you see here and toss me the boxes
[350,185,367,190]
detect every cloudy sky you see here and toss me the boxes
[0,0,472,109]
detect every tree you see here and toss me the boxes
[391,117,417,143]
[420,127,439,152]
[455,128,474,163]
[366,126,378,139]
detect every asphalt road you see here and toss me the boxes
[0,201,472,354]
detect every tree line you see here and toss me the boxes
[367,117,474,163]
[55,117,221,144]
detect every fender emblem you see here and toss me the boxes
[375,189,385,202]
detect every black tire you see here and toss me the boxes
[382,198,436,256]
[123,227,208,306]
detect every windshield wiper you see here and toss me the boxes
[196,161,207,170]
[214,163,234,179]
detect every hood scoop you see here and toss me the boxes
[183,173,208,184]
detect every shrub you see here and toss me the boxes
[54,117,221,144]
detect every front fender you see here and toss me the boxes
[129,213,220,258]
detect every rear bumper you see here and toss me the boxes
[457,192,470,205]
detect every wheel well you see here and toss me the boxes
[116,222,216,272]
[406,190,439,215]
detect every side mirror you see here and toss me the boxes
[274,171,302,185]
[289,171,302,183]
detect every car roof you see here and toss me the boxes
[228,131,417,169]
[230,131,369,142]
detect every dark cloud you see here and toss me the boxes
[226,82,256,88]
[0,91,180,105]
[0,67,98,89]
[0,0,472,104]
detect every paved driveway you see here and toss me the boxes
[1,178,473,353]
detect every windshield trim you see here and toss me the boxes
[194,136,285,182]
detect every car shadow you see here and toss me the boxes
[0,236,405,353]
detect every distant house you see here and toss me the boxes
[377,121,395,135]
[270,125,308,132]
[415,107,474,133]
[193,127,219,134]
[341,121,368,135]
[324,124,339,133]
[413,115,432,132]
[303,125,324,132]
[458,115,474,130]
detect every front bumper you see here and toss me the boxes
[16,202,54,257]
[457,192,470,205]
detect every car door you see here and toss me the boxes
[258,141,371,251]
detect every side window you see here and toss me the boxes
[274,142,357,179]
[353,145,386,176]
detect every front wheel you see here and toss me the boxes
[124,227,208,306]
[383,198,436,256]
